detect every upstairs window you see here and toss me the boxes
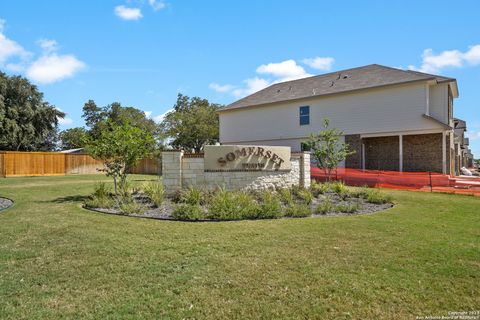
[299,106,310,125]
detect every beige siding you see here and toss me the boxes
[429,83,448,123]
[220,82,445,145]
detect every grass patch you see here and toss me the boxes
[0,175,478,319]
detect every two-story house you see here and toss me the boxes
[218,64,459,174]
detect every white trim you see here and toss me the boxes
[360,129,444,138]
[361,142,365,170]
[399,135,403,172]
[442,132,447,174]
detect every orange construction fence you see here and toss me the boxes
[311,167,480,196]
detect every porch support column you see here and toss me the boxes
[442,132,447,174]
[399,135,403,172]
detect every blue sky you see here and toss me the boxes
[0,0,479,156]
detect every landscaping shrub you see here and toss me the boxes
[207,189,242,220]
[335,202,362,213]
[310,180,330,196]
[234,192,259,219]
[182,186,204,205]
[119,200,146,215]
[296,188,314,204]
[257,191,283,219]
[331,181,348,194]
[172,204,205,221]
[350,187,370,199]
[142,181,164,207]
[85,194,114,209]
[278,188,295,205]
[285,203,311,218]
[365,189,393,204]
[85,182,114,208]
[93,182,111,198]
[315,197,337,215]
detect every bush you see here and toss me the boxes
[315,197,336,215]
[118,180,132,198]
[235,192,260,219]
[182,186,204,205]
[285,203,311,218]
[331,181,348,194]
[119,199,146,215]
[296,188,314,205]
[172,204,205,221]
[350,187,370,199]
[365,189,393,204]
[278,188,295,205]
[207,189,242,220]
[310,180,330,196]
[142,181,164,207]
[85,182,114,208]
[93,182,111,198]
[335,202,362,213]
[257,191,283,219]
[84,194,114,209]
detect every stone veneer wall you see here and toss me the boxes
[403,133,443,173]
[162,150,310,194]
[345,134,362,169]
[364,136,400,171]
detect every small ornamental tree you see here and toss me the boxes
[86,122,155,195]
[303,118,355,181]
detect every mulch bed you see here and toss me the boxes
[84,192,394,221]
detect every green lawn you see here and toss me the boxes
[0,175,478,319]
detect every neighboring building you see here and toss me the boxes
[218,64,462,174]
[453,118,472,173]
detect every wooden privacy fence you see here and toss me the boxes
[0,151,161,177]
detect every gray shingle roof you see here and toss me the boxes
[219,64,456,112]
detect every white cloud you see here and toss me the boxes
[232,77,270,98]
[0,19,85,84]
[409,44,480,73]
[209,83,235,93]
[302,56,335,71]
[153,109,173,123]
[144,111,153,118]
[0,24,30,64]
[466,130,480,141]
[26,53,85,84]
[58,117,73,125]
[114,5,143,20]
[37,39,59,53]
[210,59,316,98]
[463,45,480,65]
[256,59,312,81]
[148,0,166,11]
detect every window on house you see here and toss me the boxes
[299,106,310,125]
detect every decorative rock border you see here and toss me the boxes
[0,197,14,212]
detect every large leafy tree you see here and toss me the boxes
[303,118,354,181]
[0,72,65,151]
[85,121,155,195]
[59,127,88,150]
[160,93,221,152]
[82,100,159,140]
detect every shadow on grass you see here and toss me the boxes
[49,195,89,203]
